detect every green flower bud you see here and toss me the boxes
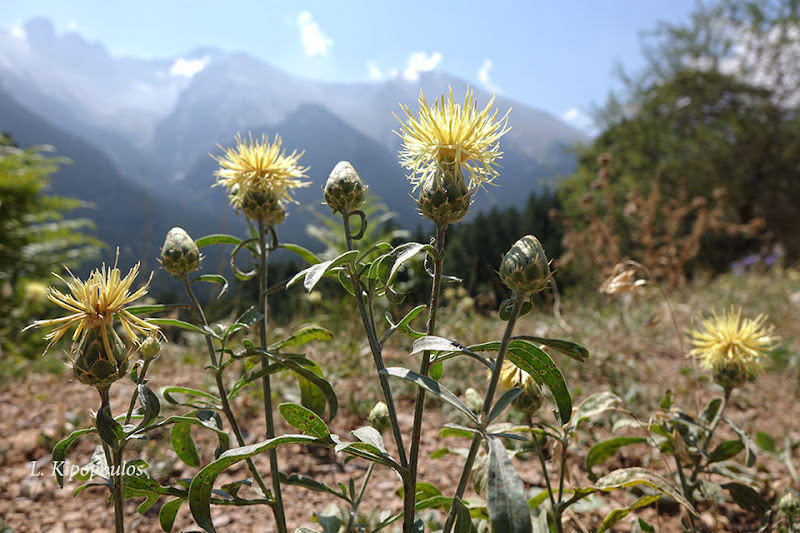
[240,187,287,226]
[416,163,472,228]
[515,383,544,416]
[72,327,127,387]
[464,388,483,415]
[139,335,161,361]
[368,401,391,435]
[161,227,201,277]
[779,491,800,518]
[324,161,367,214]
[499,235,552,296]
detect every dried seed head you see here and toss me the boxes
[324,161,367,214]
[161,227,201,277]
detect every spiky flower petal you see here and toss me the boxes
[24,260,160,358]
[212,132,310,220]
[396,87,510,191]
[496,360,544,415]
[687,307,777,389]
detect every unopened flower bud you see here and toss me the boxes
[464,388,483,415]
[324,161,366,214]
[139,336,161,361]
[778,491,800,518]
[73,327,127,387]
[161,227,201,277]
[368,401,391,434]
[499,235,552,296]
[417,163,472,228]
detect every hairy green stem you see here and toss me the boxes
[258,221,287,533]
[181,277,273,502]
[124,359,152,425]
[342,210,409,469]
[442,296,524,533]
[98,386,125,533]
[405,224,446,528]
[530,430,558,527]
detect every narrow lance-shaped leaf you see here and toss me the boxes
[505,340,572,425]
[486,436,532,533]
[381,367,479,426]
[52,428,96,488]
[279,403,331,440]
[195,234,242,247]
[586,436,649,481]
[512,335,589,362]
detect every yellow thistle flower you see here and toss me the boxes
[396,87,510,191]
[24,261,160,358]
[212,132,310,207]
[687,307,777,388]
[497,359,535,391]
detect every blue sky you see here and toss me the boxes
[1,1,701,133]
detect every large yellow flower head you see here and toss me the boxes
[212,132,310,208]
[687,307,777,388]
[396,87,510,191]
[25,261,160,359]
[497,359,535,391]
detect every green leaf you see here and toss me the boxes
[453,497,477,533]
[148,318,213,336]
[279,403,330,439]
[430,360,443,381]
[160,411,229,459]
[195,234,242,247]
[708,439,745,463]
[278,243,321,265]
[289,250,359,292]
[52,428,96,488]
[189,434,320,532]
[386,243,434,288]
[295,360,328,418]
[97,405,124,451]
[410,335,462,356]
[486,436,532,533]
[280,473,349,502]
[700,397,723,425]
[488,388,523,423]
[171,423,200,467]
[571,391,623,431]
[126,303,188,315]
[723,417,758,467]
[634,517,656,533]
[505,340,572,425]
[755,431,776,453]
[163,387,221,409]
[132,384,160,434]
[270,327,334,351]
[722,482,771,515]
[512,335,589,362]
[190,274,228,298]
[569,467,696,516]
[381,367,479,426]
[159,498,183,532]
[596,494,661,533]
[586,436,648,481]
[352,426,387,455]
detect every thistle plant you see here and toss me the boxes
[24,258,162,533]
[25,87,780,533]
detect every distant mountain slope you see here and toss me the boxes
[0,85,220,287]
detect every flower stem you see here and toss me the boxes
[442,296,524,533]
[341,210,409,469]
[181,277,273,503]
[258,221,287,533]
[345,462,376,533]
[405,224,446,529]
[98,386,125,533]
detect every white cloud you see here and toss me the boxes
[562,108,581,122]
[403,51,442,81]
[366,60,399,81]
[297,11,333,57]
[10,25,26,40]
[561,107,596,135]
[478,58,501,93]
[170,56,211,78]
